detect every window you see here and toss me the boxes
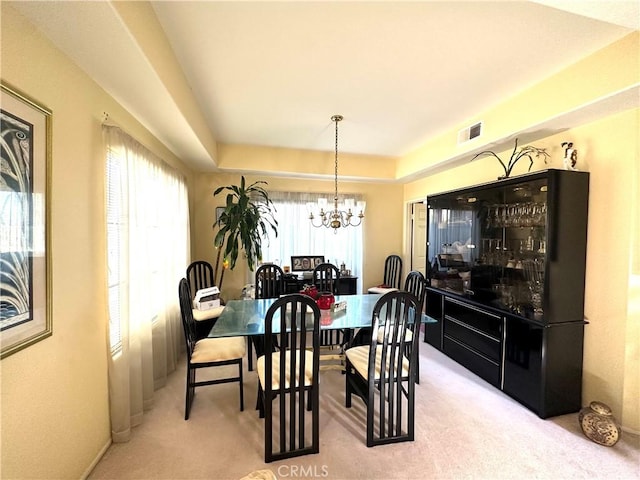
[261,191,363,280]
[105,127,189,353]
[105,154,122,350]
[104,124,189,437]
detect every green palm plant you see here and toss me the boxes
[213,177,278,285]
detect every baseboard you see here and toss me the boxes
[621,425,640,437]
[81,438,112,480]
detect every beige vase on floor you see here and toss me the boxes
[579,401,621,447]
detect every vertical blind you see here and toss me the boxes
[106,152,123,351]
[105,133,189,353]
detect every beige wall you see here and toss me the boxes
[403,110,640,433]
[217,143,397,179]
[0,5,193,478]
[399,32,640,179]
[401,32,639,433]
[191,170,404,300]
[1,4,638,480]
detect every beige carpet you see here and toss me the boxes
[88,342,639,480]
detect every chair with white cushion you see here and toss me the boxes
[186,260,223,339]
[312,262,349,367]
[187,260,215,295]
[251,263,286,379]
[345,290,420,447]
[178,278,245,420]
[370,272,425,348]
[404,270,427,312]
[312,262,340,294]
[367,254,403,294]
[256,294,321,463]
[402,270,427,383]
[255,263,285,300]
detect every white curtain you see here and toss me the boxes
[261,191,363,285]
[103,125,190,443]
[427,207,477,265]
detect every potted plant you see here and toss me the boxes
[212,176,278,289]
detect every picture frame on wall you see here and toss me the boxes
[215,206,225,224]
[1,82,52,359]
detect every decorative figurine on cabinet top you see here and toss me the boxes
[562,141,578,170]
[470,138,550,180]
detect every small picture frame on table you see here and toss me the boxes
[291,255,325,272]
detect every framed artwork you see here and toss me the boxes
[215,206,225,224]
[1,82,52,359]
[291,255,325,272]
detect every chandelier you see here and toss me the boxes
[308,115,366,231]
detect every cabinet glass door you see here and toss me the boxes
[427,194,480,294]
[428,175,549,319]
[476,177,548,318]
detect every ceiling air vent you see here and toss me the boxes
[457,121,483,145]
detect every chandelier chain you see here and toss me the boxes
[308,114,364,231]
[333,115,340,205]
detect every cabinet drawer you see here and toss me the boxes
[443,336,501,387]
[444,317,501,362]
[444,297,502,339]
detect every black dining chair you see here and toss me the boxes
[250,263,286,371]
[255,264,285,300]
[351,268,421,350]
[404,270,427,311]
[186,260,222,340]
[186,260,215,295]
[403,270,427,383]
[312,262,340,294]
[312,263,348,367]
[256,294,321,463]
[178,278,245,420]
[367,254,403,294]
[344,290,420,447]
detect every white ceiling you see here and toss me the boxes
[9,1,639,175]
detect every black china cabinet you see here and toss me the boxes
[423,169,589,418]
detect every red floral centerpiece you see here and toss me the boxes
[299,285,335,310]
[300,284,319,300]
[316,292,335,310]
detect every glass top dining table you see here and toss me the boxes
[208,293,437,338]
